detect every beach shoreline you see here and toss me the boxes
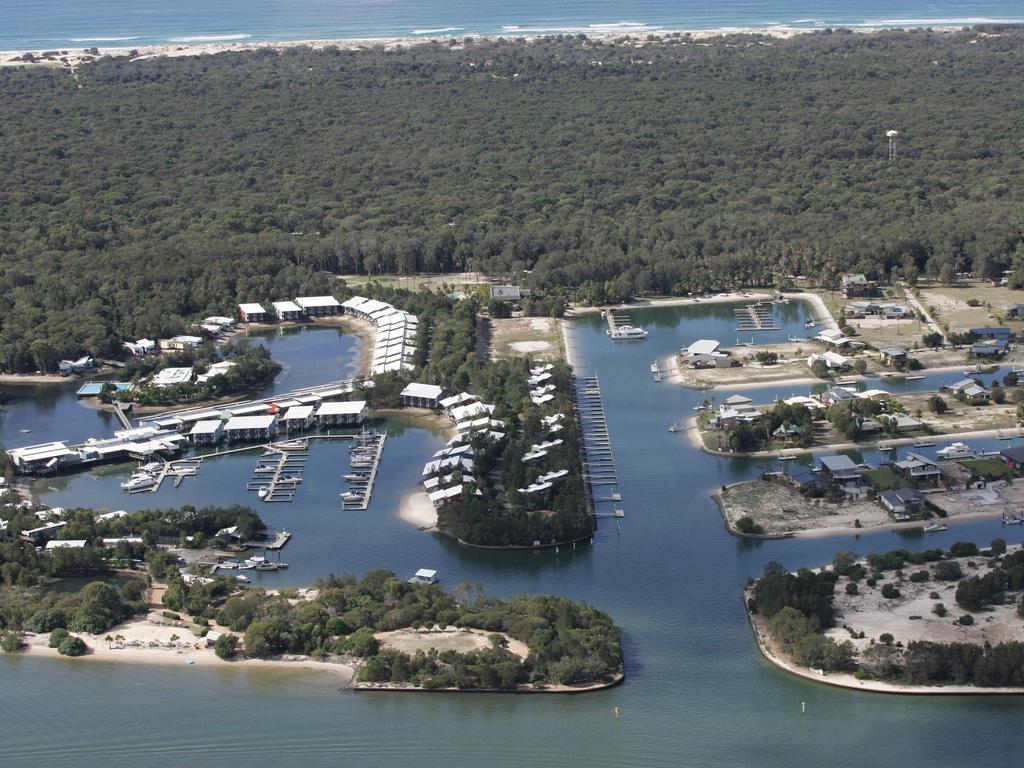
[0,24,992,71]
[745,591,1024,696]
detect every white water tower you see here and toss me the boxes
[886,129,899,161]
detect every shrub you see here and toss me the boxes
[162,611,181,620]
[929,591,940,599]
[881,583,901,599]
[57,636,87,656]
[48,628,70,647]
[950,542,979,558]
[25,608,68,634]
[934,561,963,581]
[909,570,930,583]
[194,617,209,627]
[879,633,894,645]
[735,516,765,535]
[845,582,859,595]
[214,633,239,660]
[958,614,975,626]
[866,578,877,587]
[933,603,947,617]
[0,631,25,653]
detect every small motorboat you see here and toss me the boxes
[923,523,948,533]
[121,474,155,491]
[19,428,32,433]
[607,325,649,340]
[340,492,363,502]
[235,574,251,584]
[804,319,816,328]
[257,487,269,499]
[344,473,369,481]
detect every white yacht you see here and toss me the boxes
[120,474,155,491]
[923,523,948,533]
[607,325,648,340]
[936,442,974,460]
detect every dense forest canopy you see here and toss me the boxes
[2,28,1024,367]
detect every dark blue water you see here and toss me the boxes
[2,0,1022,50]
[2,305,1023,768]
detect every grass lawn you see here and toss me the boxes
[861,467,903,491]
[960,457,1016,480]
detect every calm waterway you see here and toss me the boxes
[2,307,1022,768]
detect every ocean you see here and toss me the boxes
[2,0,1024,50]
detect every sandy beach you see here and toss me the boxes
[15,615,356,682]
[0,24,986,75]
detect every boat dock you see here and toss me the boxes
[126,456,203,494]
[606,309,632,334]
[574,376,622,522]
[342,429,387,510]
[247,440,309,503]
[734,302,779,332]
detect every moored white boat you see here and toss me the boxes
[607,324,648,340]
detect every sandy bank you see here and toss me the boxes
[399,491,439,530]
[15,617,356,682]
[746,600,1024,696]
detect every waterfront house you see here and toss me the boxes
[879,488,924,516]
[422,456,474,477]
[808,351,851,371]
[971,338,1009,358]
[188,419,224,445]
[202,316,235,330]
[451,401,496,423]
[58,356,95,375]
[316,400,368,426]
[160,335,204,351]
[879,414,923,433]
[7,442,78,474]
[782,395,826,411]
[205,630,222,647]
[857,389,891,402]
[819,386,858,407]
[238,303,267,323]
[772,424,801,443]
[224,415,277,442]
[1006,304,1024,319]
[295,296,342,316]
[944,378,991,403]
[272,300,302,321]
[814,329,852,347]
[196,361,237,384]
[439,392,477,411]
[281,404,315,432]
[818,455,864,490]
[880,347,908,366]
[784,467,826,493]
[400,382,444,409]
[894,453,942,484]
[999,445,1024,469]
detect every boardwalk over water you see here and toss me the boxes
[573,376,624,523]
[734,302,779,332]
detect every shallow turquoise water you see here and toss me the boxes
[2,307,1023,768]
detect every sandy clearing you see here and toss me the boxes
[376,627,529,660]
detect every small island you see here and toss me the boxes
[0,495,622,692]
[746,541,1024,692]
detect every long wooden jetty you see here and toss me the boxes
[342,430,387,510]
[573,376,622,523]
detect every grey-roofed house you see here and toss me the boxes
[894,452,941,484]
[878,488,924,516]
[880,347,907,366]
[1000,445,1024,469]
[819,455,863,489]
